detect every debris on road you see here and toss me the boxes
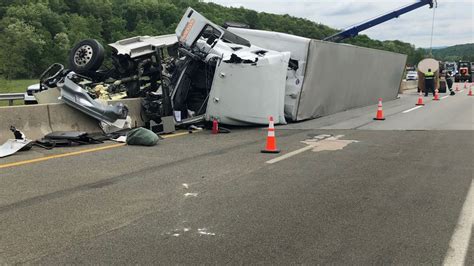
[126,128,159,146]
[0,139,32,158]
[36,131,103,148]
[59,72,130,128]
[197,228,216,236]
[0,126,32,158]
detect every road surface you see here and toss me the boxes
[0,88,472,264]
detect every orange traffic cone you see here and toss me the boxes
[261,116,280,153]
[433,89,440,101]
[373,98,385,121]
[468,87,473,96]
[455,84,460,92]
[416,91,425,106]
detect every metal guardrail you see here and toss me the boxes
[0,93,25,106]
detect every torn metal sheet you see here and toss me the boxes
[100,116,131,134]
[0,139,32,158]
[59,72,129,126]
[109,35,178,58]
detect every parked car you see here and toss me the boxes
[24,83,40,104]
[406,71,418,80]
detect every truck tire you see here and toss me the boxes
[68,39,105,74]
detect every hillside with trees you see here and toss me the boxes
[0,0,427,79]
[432,43,474,62]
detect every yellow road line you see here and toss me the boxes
[0,143,126,169]
[161,131,192,139]
[0,131,194,169]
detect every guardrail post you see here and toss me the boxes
[9,99,14,106]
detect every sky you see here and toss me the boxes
[203,0,473,48]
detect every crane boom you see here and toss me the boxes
[323,0,435,42]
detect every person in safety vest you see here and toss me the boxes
[424,68,435,97]
[446,71,455,95]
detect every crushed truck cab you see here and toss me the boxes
[171,8,288,125]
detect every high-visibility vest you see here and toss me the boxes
[424,71,434,80]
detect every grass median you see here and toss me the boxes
[0,79,37,106]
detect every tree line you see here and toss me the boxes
[0,0,428,79]
[431,44,474,62]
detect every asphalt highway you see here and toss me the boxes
[0,87,472,264]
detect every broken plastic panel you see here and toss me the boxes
[0,139,32,158]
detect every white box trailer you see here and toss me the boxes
[229,28,407,121]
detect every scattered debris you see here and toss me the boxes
[184,193,198,197]
[182,183,189,189]
[59,72,129,128]
[198,228,216,236]
[163,227,215,237]
[112,136,127,143]
[10,126,26,140]
[0,127,32,158]
[0,139,32,158]
[36,131,103,148]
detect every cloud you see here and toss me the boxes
[204,0,474,47]
[324,2,377,16]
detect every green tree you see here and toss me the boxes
[0,20,46,78]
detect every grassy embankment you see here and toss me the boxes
[0,79,37,106]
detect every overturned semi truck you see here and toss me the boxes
[37,8,407,128]
[173,8,406,124]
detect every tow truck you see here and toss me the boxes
[455,61,472,82]
[324,0,436,42]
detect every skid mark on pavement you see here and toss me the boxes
[267,135,358,164]
[443,180,473,266]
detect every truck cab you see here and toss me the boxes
[444,62,457,75]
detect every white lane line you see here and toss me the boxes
[266,145,314,164]
[402,106,423,113]
[443,180,473,266]
[441,95,450,99]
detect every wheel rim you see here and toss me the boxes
[74,44,94,66]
